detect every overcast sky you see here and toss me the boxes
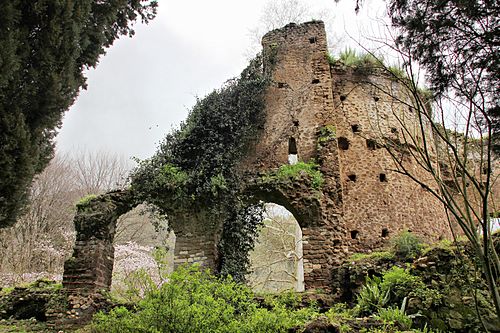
[56,0,387,161]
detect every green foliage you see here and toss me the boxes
[349,251,395,262]
[325,53,336,66]
[357,266,441,317]
[262,290,304,309]
[392,231,424,260]
[0,0,158,228]
[210,173,228,196]
[130,56,268,279]
[0,287,15,296]
[218,203,264,282]
[333,48,382,70]
[274,161,324,190]
[75,194,98,209]
[388,65,408,80]
[92,265,317,333]
[380,267,423,304]
[376,302,412,330]
[318,125,337,144]
[326,303,356,332]
[356,275,391,315]
[160,164,189,186]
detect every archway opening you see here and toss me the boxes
[247,203,304,292]
[111,204,174,300]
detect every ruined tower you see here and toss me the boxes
[240,20,450,286]
[63,21,451,297]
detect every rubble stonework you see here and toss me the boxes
[62,21,450,300]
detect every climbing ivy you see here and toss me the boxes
[130,55,268,280]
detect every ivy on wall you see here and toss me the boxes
[130,55,268,280]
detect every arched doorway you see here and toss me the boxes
[110,204,174,300]
[247,203,304,292]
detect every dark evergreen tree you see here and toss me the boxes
[0,1,157,228]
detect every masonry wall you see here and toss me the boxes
[244,21,336,171]
[242,21,451,288]
[170,210,221,269]
[241,21,346,290]
[330,68,451,251]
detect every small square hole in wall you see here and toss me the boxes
[347,174,357,182]
[373,96,380,102]
[381,228,389,237]
[277,82,286,88]
[350,230,359,239]
[391,127,398,134]
[312,79,320,84]
[293,120,299,127]
[351,124,360,133]
[309,36,317,43]
[379,173,387,182]
[340,95,347,101]
[366,139,377,150]
[338,137,350,150]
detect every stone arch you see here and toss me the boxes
[63,192,223,295]
[247,203,304,292]
[62,190,138,293]
[243,178,341,290]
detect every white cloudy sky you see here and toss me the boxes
[56,0,387,161]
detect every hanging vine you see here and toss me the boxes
[130,55,268,280]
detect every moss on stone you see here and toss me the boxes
[75,194,98,210]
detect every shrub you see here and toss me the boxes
[379,267,423,305]
[275,161,324,190]
[92,265,318,333]
[75,194,98,209]
[335,48,382,69]
[356,267,440,317]
[375,298,412,330]
[392,231,424,260]
[356,275,390,315]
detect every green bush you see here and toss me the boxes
[75,194,98,209]
[392,231,424,260]
[356,267,440,317]
[92,265,318,333]
[356,275,391,315]
[375,298,412,330]
[318,125,337,144]
[275,161,324,190]
[380,267,424,305]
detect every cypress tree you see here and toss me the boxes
[0,0,157,227]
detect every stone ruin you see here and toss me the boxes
[61,21,451,313]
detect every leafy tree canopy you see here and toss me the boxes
[0,0,157,228]
[388,0,499,98]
